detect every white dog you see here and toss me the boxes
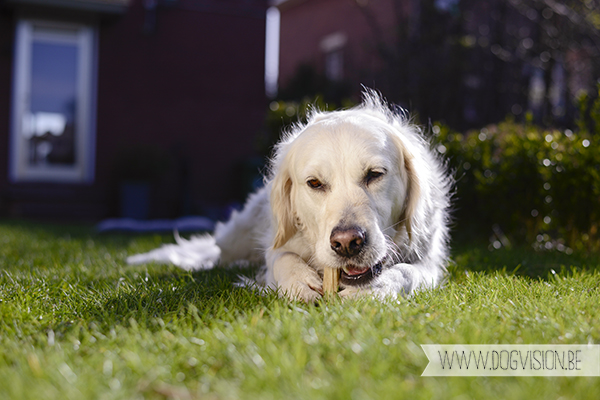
[128,90,452,302]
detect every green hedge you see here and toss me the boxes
[435,102,599,252]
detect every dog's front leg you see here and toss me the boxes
[361,262,442,299]
[267,250,323,303]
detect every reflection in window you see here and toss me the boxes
[27,40,78,166]
[23,112,74,165]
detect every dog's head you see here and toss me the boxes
[269,96,421,286]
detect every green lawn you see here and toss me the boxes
[1,220,599,399]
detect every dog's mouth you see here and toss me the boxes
[340,261,383,286]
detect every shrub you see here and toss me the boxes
[435,101,599,251]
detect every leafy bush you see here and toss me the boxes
[435,98,599,251]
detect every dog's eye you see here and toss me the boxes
[365,169,385,185]
[307,178,324,190]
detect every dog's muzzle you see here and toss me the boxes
[330,225,384,286]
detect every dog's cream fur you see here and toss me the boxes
[128,90,452,302]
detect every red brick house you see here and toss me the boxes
[276,0,598,129]
[0,0,267,220]
[276,0,409,101]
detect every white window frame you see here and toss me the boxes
[9,19,97,183]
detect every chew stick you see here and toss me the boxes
[322,267,340,295]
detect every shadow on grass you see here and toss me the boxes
[80,266,278,334]
[0,218,175,256]
[450,238,600,282]
[0,219,283,337]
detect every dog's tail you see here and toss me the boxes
[126,232,221,271]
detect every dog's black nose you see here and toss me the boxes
[330,226,366,258]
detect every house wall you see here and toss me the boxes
[0,0,267,220]
[277,0,402,92]
[0,11,13,207]
[277,0,598,129]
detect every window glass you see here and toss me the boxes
[27,40,78,166]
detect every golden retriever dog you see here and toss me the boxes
[128,90,452,302]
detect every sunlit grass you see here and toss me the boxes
[1,220,599,399]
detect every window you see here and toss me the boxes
[320,32,346,82]
[325,49,344,82]
[10,19,97,183]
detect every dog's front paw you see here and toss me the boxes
[338,286,372,300]
[277,269,324,303]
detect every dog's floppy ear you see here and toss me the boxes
[400,148,420,240]
[391,134,421,241]
[270,161,297,249]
